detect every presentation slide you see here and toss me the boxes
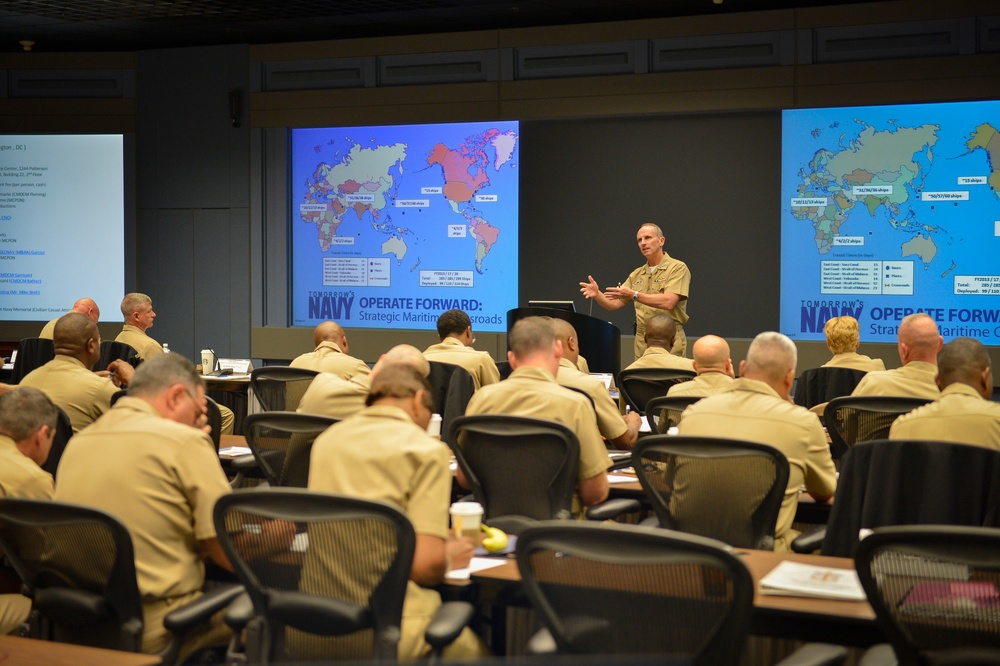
[0,134,124,322]
[290,121,519,332]
[781,100,1000,345]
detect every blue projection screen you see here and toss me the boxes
[781,100,1000,344]
[289,121,519,332]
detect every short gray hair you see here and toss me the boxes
[128,354,203,398]
[744,331,797,383]
[120,292,152,318]
[0,386,58,441]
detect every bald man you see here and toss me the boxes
[890,337,1000,449]
[666,335,736,398]
[21,313,133,433]
[552,318,642,449]
[677,332,837,551]
[297,344,428,420]
[851,313,943,399]
[290,321,371,381]
[39,297,100,339]
[624,315,695,372]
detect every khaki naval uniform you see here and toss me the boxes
[115,324,164,361]
[822,352,885,372]
[54,397,232,656]
[0,435,54,635]
[556,358,628,444]
[465,365,612,510]
[39,311,74,339]
[889,383,1000,450]
[621,252,691,359]
[306,405,484,660]
[19,355,118,433]
[296,372,369,420]
[850,360,940,400]
[290,341,371,381]
[677,378,838,552]
[423,337,500,390]
[666,372,735,398]
[624,346,696,372]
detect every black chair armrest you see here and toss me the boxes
[585,498,640,522]
[163,584,244,635]
[791,526,827,554]
[608,458,634,472]
[223,591,254,632]
[424,601,475,653]
[775,643,849,666]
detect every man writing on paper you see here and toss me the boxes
[580,223,691,359]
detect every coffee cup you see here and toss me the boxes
[449,501,484,544]
[200,349,215,374]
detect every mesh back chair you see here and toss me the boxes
[632,436,789,550]
[823,396,932,459]
[448,414,579,534]
[40,406,73,478]
[97,340,141,371]
[213,489,473,663]
[205,396,223,451]
[793,367,868,410]
[243,412,338,488]
[250,367,321,412]
[516,521,753,665]
[0,498,240,665]
[855,525,1000,665]
[426,361,475,446]
[10,337,54,384]
[617,368,696,415]
[645,395,704,433]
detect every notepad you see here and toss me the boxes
[445,557,509,581]
[759,560,866,601]
[219,446,252,456]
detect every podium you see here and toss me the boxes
[506,307,621,375]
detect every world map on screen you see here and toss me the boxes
[290,122,519,332]
[781,101,1000,344]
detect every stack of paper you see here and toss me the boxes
[759,560,866,601]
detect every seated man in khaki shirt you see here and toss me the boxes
[890,337,1000,449]
[551,318,641,449]
[624,315,696,372]
[666,334,736,398]
[851,312,943,400]
[115,292,164,361]
[677,331,838,552]
[21,313,133,433]
[0,387,58,636]
[464,316,612,511]
[290,321,371,381]
[39,297,100,340]
[423,308,500,390]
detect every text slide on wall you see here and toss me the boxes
[0,134,124,322]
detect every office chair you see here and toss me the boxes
[855,525,1000,665]
[448,414,638,534]
[97,340,141,371]
[205,396,223,450]
[517,521,753,664]
[242,411,338,488]
[0,498,242,665]
[249,367,320,412]
[616,368,696,414]
[213,489,474,664]
[793,366,868,410]
[426,361,475,446]
[644,395,703,433]
[823,395,931,460]
[9,337,54,384]
[632,436,789,550]
[792,440,1000,557]
[40,405,73,478]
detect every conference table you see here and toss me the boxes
[459,548,881,649]
[0,635,161,666]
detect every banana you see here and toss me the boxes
[479,523,508,553]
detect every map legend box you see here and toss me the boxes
[820,261,881,294]
[367,258,391,287]
[323,257,366,286]
[882,261,914,295]
[420,270,474,287]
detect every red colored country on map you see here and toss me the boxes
[427,143,489,203]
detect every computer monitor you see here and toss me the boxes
[527,300,576,313]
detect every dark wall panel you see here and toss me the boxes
[519,111,781,339]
